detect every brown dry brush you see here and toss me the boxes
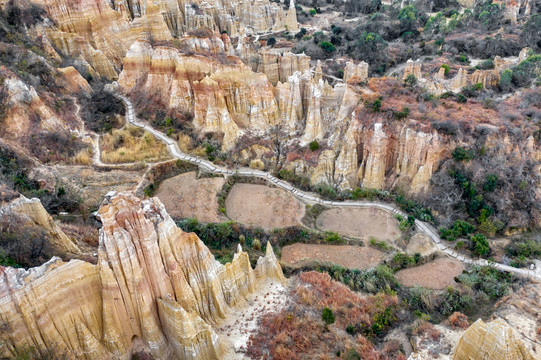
[246,272,402,360]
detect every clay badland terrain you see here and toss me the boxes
[0,0,541,359]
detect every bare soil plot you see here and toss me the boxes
[316,207,401,242]
[281,243,384,270]
[155,171,225,223]
[225,184,304,229]
[395,258,464,290]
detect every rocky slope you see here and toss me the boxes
[14,0,298,80]
[0,192,286,359]
[402,48,532,96]
[117,39,541,205]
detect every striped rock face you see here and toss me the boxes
[0,192,285,359]
[452,318,534,360]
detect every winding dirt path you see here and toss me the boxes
[112,91,540,281]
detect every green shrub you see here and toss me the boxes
[349,187,387,201]
[455,54,469,63]
[500,69,513,91]
[397,5,419,34]
[324,231,343,244]
[266,37,276,46]
[456,94,467,103]
[370,306,396,335]
[439,220,476,241]
[404,74,418,87]
[395,195,434,223]
[389,252,419,270]
[276,169,311,191]
[319,41,336,53]
[452,147,474,161]
[309,9,317,16]
[483,174,498,192]
[438,286,472,316]
[322,307,335,326]
[344,349,361,360]
[394,107,410,119]
[369,237,390,251]
[397,214,415,232]
[471,234,490,257]
[314,183,338,199]
[143,184,155,198]
[309,140,320,151]
[371,97,382,112]
[440,64,450,76]
[295,27,308,39]
[405,286,434,313]
[0,249,20,267]
[506,239,541,259]
[457,266,511,299]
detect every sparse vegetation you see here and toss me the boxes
[247,272,401,359]
[100,126,170,164]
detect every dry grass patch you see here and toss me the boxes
[101,126,170,164]
[69,148,93,165]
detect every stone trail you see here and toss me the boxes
[114,92,541,281]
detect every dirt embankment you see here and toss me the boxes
[281,243,384,270]
[225,184,304,229]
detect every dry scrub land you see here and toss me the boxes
[225,184,304,229]
[155,171,225,223]
[281,243,384,270]
[216,280,289,354]
[100,126,170,164]
[316,207,401,242]
[32,165,144,209]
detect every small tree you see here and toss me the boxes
[322,307,335,327]
[319,41,336,54]
[266,37,276,46]
[309,140,320,151]
[404,74,417,87]
[371,97,382,112]
[471,234,490,257]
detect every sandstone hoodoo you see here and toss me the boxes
[1,0,541,358]
[0,192,286,359]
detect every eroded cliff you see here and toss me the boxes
[452,318,534,360]
[18,0,298,79]
[116,38,540,203]
[0,192,286,359]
